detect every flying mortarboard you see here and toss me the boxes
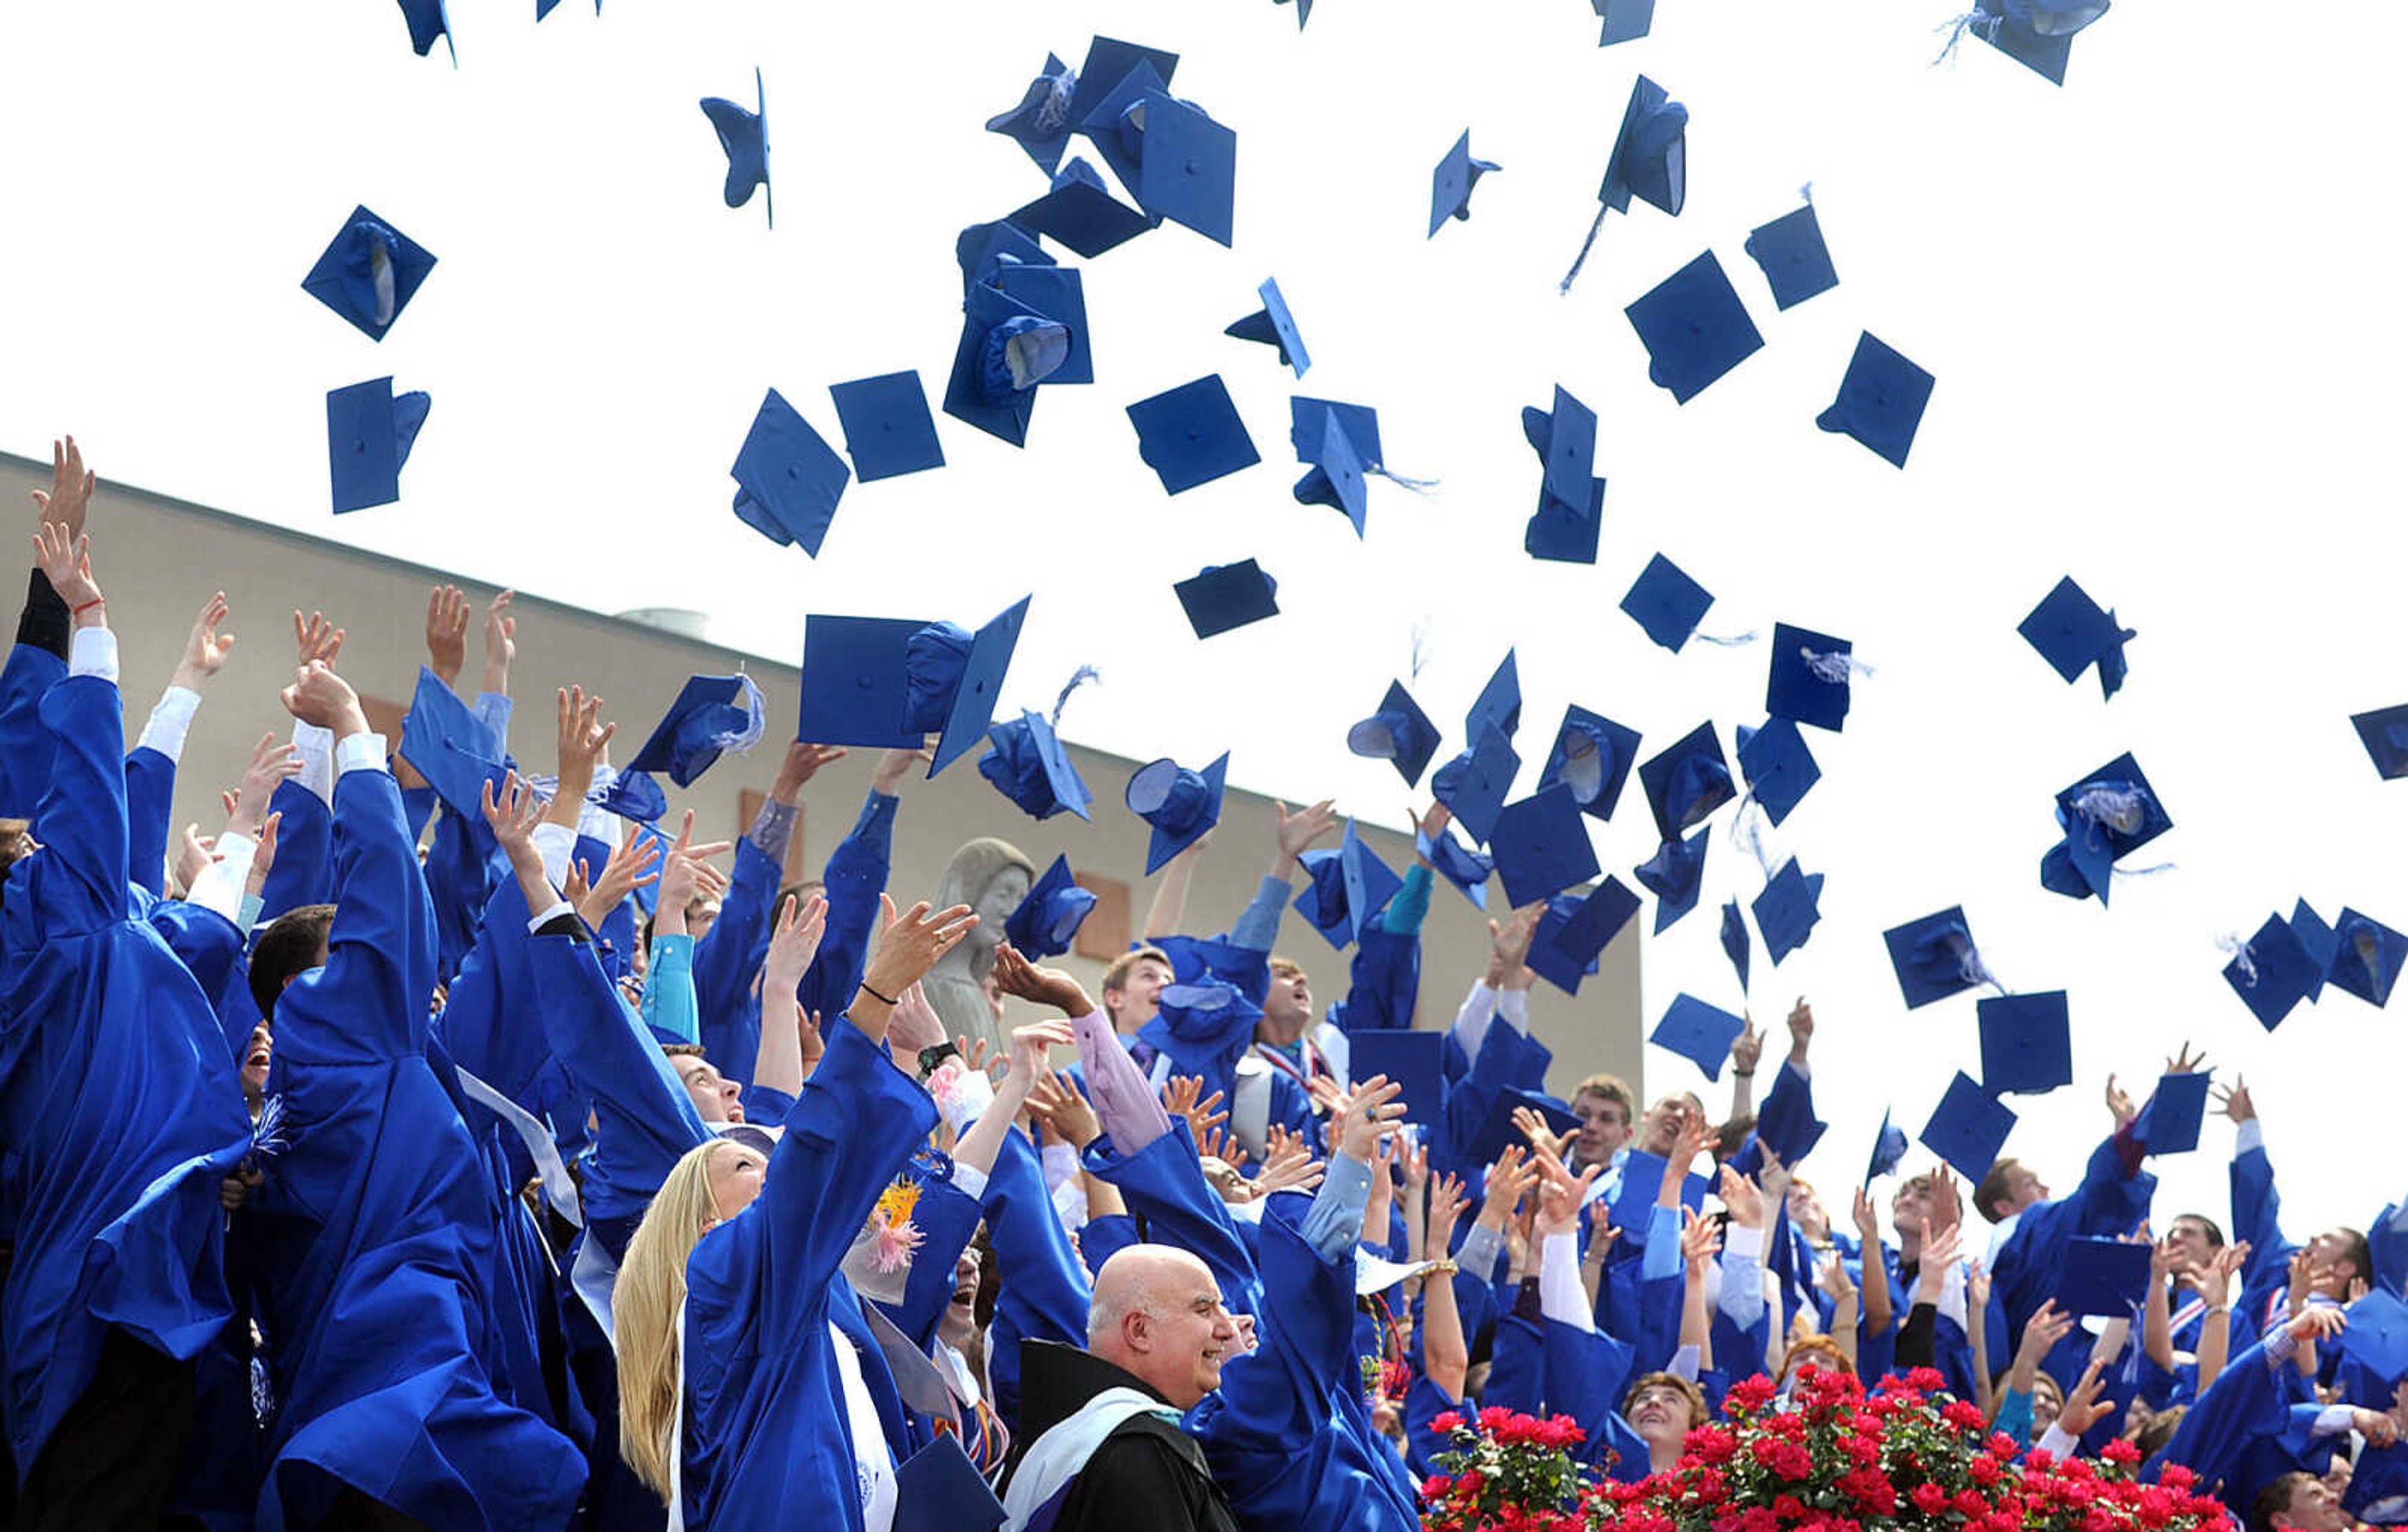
[956,219,1054,293]
[2329,907,2408,1008]
[1721,899,1751,991]
[1561,75,1687,293]
[1597,0,1654,46]
[1918,1071,2017,1185]
[1418,825,1494,908]
[1528,880,1639,995]
[1743,203,1839,310]
[1004,854,1097,961]
[1883,906,1995,1010]
[1173,561,1279,638]
[1538,705,1642,823]
[1293,821,1403,949]
[1428,130,1500,237]
[1634,825,1709,932]
[902,596,1030,776]
[978,710,1092,821]
[1755,1074,1829,1166]
[1766,623,1856,732]
[1524,475,1605,565]
[1637,721,1733,840]
[1752,857,1824,965]
[1952,0,2111,87]
[1652,993,1746,1082]
[1292,406,1369,536]
[2136,1070,2211,1154]
[1466,651,1523,744]
[302,206,436,342]
[798,615,925,749]
[985,53,1080,176]
[2222,913,2320,1030]
[1523,387,1599,524]
[2057,1237,2152,1318]
[1620,554,1714,653]
[1008,159,1159,258]
[730,389,849,554]
[626,674,766,789]
[944,282,1072,448]
[1126,753,1228,874]
[1865,1109,1909,1185]
[1064,36,1181,129]
[1072,57,1170,197]
[1432,722,1519,847]
[1348,680,1440,788]
[394,0,454,61]
[1128,92,1238,248]
[1489,784,1601,908]
[828,372,944,483]
[1226,278,1311,377]
[1625,251,1765,404]
[1735,719,1820,827]
[1349,1031,1445,1127]
[2293,900,2339,1002]
[398,664,504,816]
[1127,376,1260,495]
[1976,991,2072,1096]
[894,1433,1007,1532]
[326,379,431,514]
[2352,704,2408,781]
[1609,1148,1712,1235]
[2340,1290,2408,1390]
[995,265,1093,384]
[2051,753,2172,903]
[1817,332,1935,469]
[698,69,771,226]
[2019,576,2126,687]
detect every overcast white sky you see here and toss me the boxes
[5,0,2406,1237]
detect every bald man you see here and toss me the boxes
[1000,1246,1241,1532]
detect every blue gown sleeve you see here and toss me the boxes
[885,1176,982,1350]
[2231,1143,2296,1300]
[981,1128,1095,1425]
[1543,1318,1638,1476]
[147,900,244,1009]
[2148,1341,2296,1487]
[740,1082,795,1131]
[795,790,895,1026]
[255,778,333,924]
[1082,1119,1262,1318]
[1328,927,1420,1035]
[436,872,565,1108]
[1997,1130,2154,1347]
[270,765,437,1069]
[0,642,66,819]
[123,744,174,899]
[691,838,780,1070]
[1207,1191,1360,1442]
[421,805,501,988]
[26,672,131,936]
[1485,1311,1549,1417]
[1080,1212,1141,1276]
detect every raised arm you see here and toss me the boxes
[751,893,828,1097]
[23,526,127,936]
[1143,833,1208,941]
[1422,1172,1474,1400]
[1851,1186,1894,1338]
[690,741,845,1065]
[1227,798,1336,951]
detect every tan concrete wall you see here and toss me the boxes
[0,450,1642,1098]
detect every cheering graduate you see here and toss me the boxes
[0,520,253,1530]
[610,892,974,1530]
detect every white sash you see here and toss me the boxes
[455,1064,584,1229]
[1002,1387,1181,1532]
[1231,1056,1274,1163]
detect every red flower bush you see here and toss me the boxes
[1421,1408,1590,1532]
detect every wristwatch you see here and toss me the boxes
[917,1042,961,1079]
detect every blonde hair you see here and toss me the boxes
[615,1140,733,1502]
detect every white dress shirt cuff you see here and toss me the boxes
[68,625,119,682]
[137,685,203,761]
[334,731,389,778]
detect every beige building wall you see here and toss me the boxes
[0,451,1642,1099]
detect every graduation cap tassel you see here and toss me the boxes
[1801,647,1875,685]
[1950,934,2006,995]
[1408,619,1435,682]
[1733,796,1779,880]
[1033,69,1079,134]
[1692,629,1760,648]
[1050,665,1100,727]
[1932,9,2003,63]
[1560,204,1612,296]
[2217,932,2261,987]
[2067,783,2152,840]
[1368,464,1442,494]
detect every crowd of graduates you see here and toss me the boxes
[7,436,2408,1532]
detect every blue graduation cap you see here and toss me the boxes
[1469,1089,1578,1168]
[1292,406,1368,537]
[1743,203,1839,311]
[2293,901,2339,1003]
[1489,784,1600,909]
[1126,753,1227,874]
[1752,857,1824,965]
[398,665,504,816]
[1625,251,1765,405]
[1127,376,1260,495]
[1287,396,1385,472]
[2057,1237,2152,1319]
[2019,576,2126,687]
[1766,623,1856,733]
[1348,681,1440,788]
[1173,561,1278,639]
[985,53,1079,176]
[2095,611,2136,700]
[828,372,943,483]
[1976,991,2071,1097]
[895,1433,1006,1532]
[1418,825,1494,908]
[1009,159,1159,258]
[2136,1070,2212,1155]
[1524,473,1605,566]
[979,710,1092,821]
[1610,1147,1712,1235]
[1620,554,1714,653]
[1817,332,1935,470]
[730,389,848,555]
[2330,908,2408,1008]
[1129,93,1237,248]
[1466,650,1523,745]
[1721,898,1751,992]
[1600,75,1688,218]
[1349,1031,1445,1128]
[1523,388,1598,526]
[956,218,1054,293]
[394,0,453,60]
[1004,854,1097,961]
[1064,36,1182,130]
[1956,0,2110,87]
[1072,58,1171,199]
[798,614,925,749]
[326,378,431,514]
[627,674,766,790]
[1225,278,1310,377]
[1432,722,1519,847]
[902,596,1030,777]
[1293,820,1403,950]
[1883,906,1993,1010]
[1735,719,1820,828]
[1529,880,1639,995]
[1865,1110,1911,1186]
[1539,705,1642,823]
[589,764,667,826]
[302,206,437,342]
[1428,129,1500,236]
[1634,827,1709,933]
[1755,1074,1829,1166]
[992,265,1092,384]
[1141,978,1259,1074]
[944,281,1072,448]
[1651,993,1745,1082]
[2052,753,2173,903]
[1637,721,1733,841]
[2352,704,2408,781]
[2340,1290,2408,1390]
[1919,1072,2017,1185]
[1597,0,1655,46]
[2223,912,2321,1031]
[699,69,771,226]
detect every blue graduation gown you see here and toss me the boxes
[795,790,897,1037]
[1188,1193,1422,1531]
[677,1013,937,1531]
[2147,1339,2318,1513]
[690,838,781,1089]
[977,1128,1093,1427]
[0,640,64,818]
[246,764,583,1532]
[0,668,252,1484]
[255,778,332,925]
[1082,1120,1262,1318]
[124,742,174,899]
[1987,1128,2155,1368]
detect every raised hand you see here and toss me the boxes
[1254,1141,1326,1198]
[871,744,934,795]
[172,593,235,690]
[1162,1075,1228,1145]
[224,734,302,837]
[1271,797,1339,875]
[1852,1184,1884,1245]
[424,585,470,684]
[292,609,344,668]
[552,686,615,805]
[2190,1241,2248,1301]
[1817,1250,1858,1303]
[480,589,516,693]
[1679,1205,1722,1276]
[1730,1017,1765,1075]
[1514,1103,1576,1160]
[1430,1172,1472,1248]
[31,436,95,537]
[1918,1223,1962,1302]
[1198,1122,1246,1168]
[1027,1069,1102,1151]
[1786,997,1815,1062]
[885,981,948,1055]
[2104,1072,2138,1130]
[2056,1358,2116,1437]
[2019,1299,2075,1367]
[2212,1075,2256,1124]
[762,893,829,995]
[1480,1144,1538,1228]
[245,812,282,901]
[1336,1075,1408,1163]
[33,524,98,611]
[1003,1018,1075,1086]
[773,741,848,802]
[990,941,1094,1016]
[1536,1153,1603,1237]
[1719,1163,1766,1230]
[2165,1040,2208,1077]
[174,823,221,894]
[2288,1304,2348,1344]
[480,771,547,864]
[1926,1166,1963,1239]
[576,828,663,928]
[1967,1257,1992,1314]
[956,1036,993,1075]
[280,660,366,737]
[1584,1202,1623,1269]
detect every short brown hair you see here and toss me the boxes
[1571,1074,1637,1123]
[2253,1473,2320,1532]
[250,904,339,1018]
[1622,1370,1708,1430]
[1713,1114,1758,1162]
[660,1043,705,1059]
[1267,955,1306,981]
[1102,946,1171,995]
[1975,1158,2019,1223]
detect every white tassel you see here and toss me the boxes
[1052,665,1100,727]
[1801,647,1872,685]
[2217,933,2259,986]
